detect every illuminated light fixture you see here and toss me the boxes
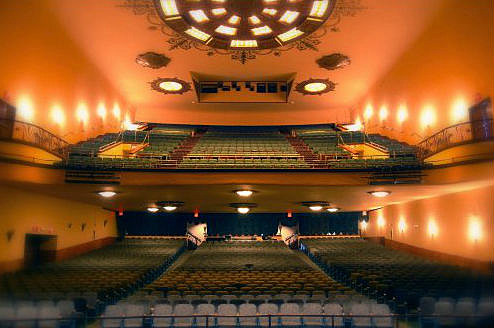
[17,96,34,122]
[98,191,117,198]
[468,218,482,242]
[345,117,362,131]
[368,191,391,198]
[377,215,385,228]
[215,25,237,36]
[309,205,323,211]
[159,81,183,91]
[147,207,160,213]
[185,27,211,42]
[228,15,241,25]
[379,105,388,121]
[76,103,89,125]
[327,207,340,213]
[211,8,227,16]
[249,15,261,24]
[112,103,121,119]
[163,205,177,212]
[262,8,277,16]
[189,9,209,23]
[420,105,437,128]
[97,103,107,119]
[397,105,408,124]
[235,190,254,197]
[398,218,407,233]
[156,201,184,212]
[151,78,191,95]
[277,28,304,42]
[230,203,257,214]
[230,40,258,48]
[160,0,179,16]
[237,207,250,214]
[428,219,438,238]
[279,10,299,24]
[310,0,329,17]
[301,201,329,212]
[252,25,272,36]
[295,79,335,96]
[152,1,334,51]
[363,104,373,120]
[451,98,468,123]
[51,105,65,126]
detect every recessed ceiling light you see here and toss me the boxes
[159,0,179,16]
[309,205,323,211]
[248,15,261,25]
[228,15,241,25]
[310,0,329,18]
[230,40,258,48]
[327,207,340,213]
[237,207,250,214]
[277,28,304,42]
[304,82,327,93]
[159,81,183,92]
[185,27,211,42]
[252,25,272,36]
[147,207,160,213]
[215,25,237,36]
[235,190,253,197]
[163,205,177,212]
[98,191,117,198]
[189,9,209,23]
[368,191,391,198]
[211,8,227,16]
[262,8,277,16]
[279,10,299,24]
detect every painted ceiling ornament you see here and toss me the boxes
[119,0,365,64]
[316,53,351,70]
[136,52,171,69]
[150,77,192,95]
[295,78,336,96]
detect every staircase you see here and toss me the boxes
[168,133,203,164]
[286,135,326,168]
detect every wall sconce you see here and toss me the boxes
[81,223,86,231]
[103,220,108,227]
[428,220,438,239]
[398,218,407,234]
[6,230,15,242]
[468,219,482,243]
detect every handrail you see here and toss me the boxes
[0,118,70,159]
[416,119,494,159]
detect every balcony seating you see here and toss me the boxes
[302,239,494,313]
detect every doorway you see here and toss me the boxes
[24,234,57,268]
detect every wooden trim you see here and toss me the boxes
[365,237,493,274]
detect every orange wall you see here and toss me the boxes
[0,184,117,269]
[363,185,494,262]
[354,0,494,144]
[0,0,132,143]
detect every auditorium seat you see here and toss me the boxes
[101,305,123,328]
[172,304,194,327]
[238,303,257,327]
[302,302,323,327]
[152,304,172,328]
[195,303,215,328]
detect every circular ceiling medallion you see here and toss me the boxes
[295,78,335,95]
[151,77,191,95]
[153,0,336,50]
[316,53,351,70]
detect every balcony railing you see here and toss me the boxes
[416,119,494,159]
[0,119,70,159]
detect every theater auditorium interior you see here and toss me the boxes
[0,0,493,327]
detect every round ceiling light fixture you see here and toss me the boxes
[368,191,391,198]
[234,190,255,197]
[327,207,340,213]
[295,78,336,96]
[151,78,191,95]
[156,201,185,212]
[301,201,330,212]
[97,191,117,198]
[230,203,257,214]
[147,207,160,213]
[153,0,335,50]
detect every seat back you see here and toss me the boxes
[258,303,278,327]
[238,303,257,326]
[351,303,371,327]
[123,304,146,328]
[279,303,300,326]
[173,304,194,327]
[217,304,237,326]
[302,303,322,326]
[196,303,215,327]
[371,303,392,328]
[102,305,123,328]
[153,304,172,328]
